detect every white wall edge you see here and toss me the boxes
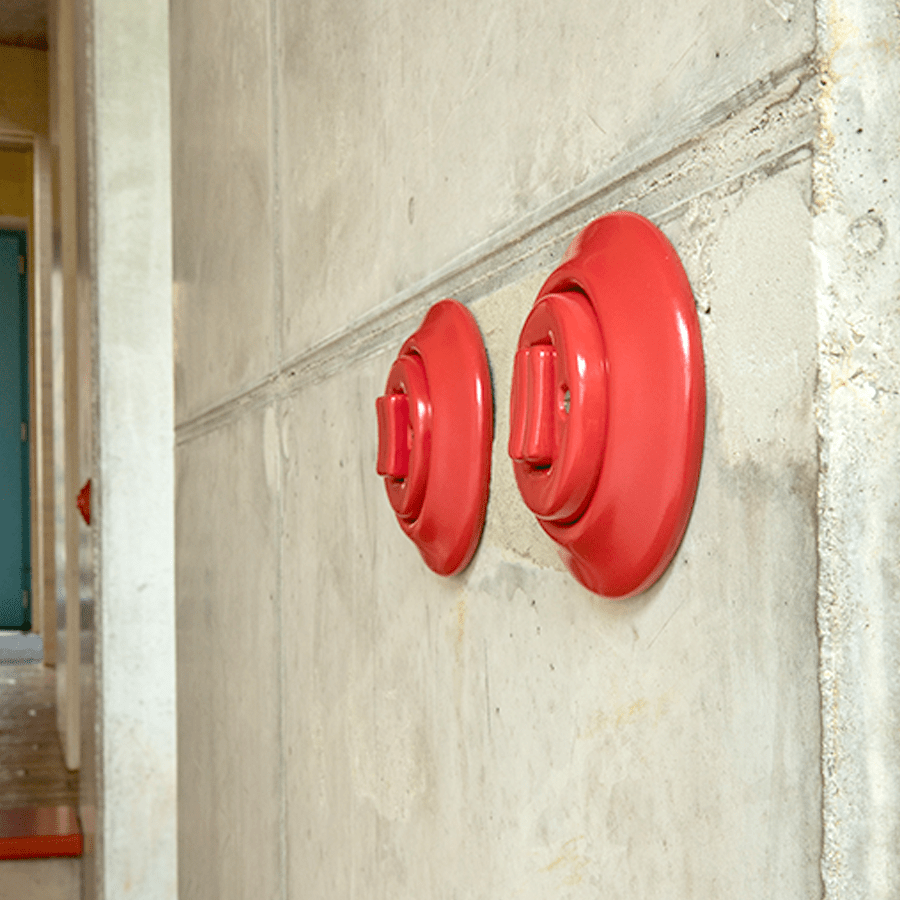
[90,0,177,896]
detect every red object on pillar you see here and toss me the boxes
[77,479,91,526]
[509,212,705,598]
[376,299,493,575]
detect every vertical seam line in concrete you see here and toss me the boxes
[274,391,286,900]
[268,0,287,895]
[813,337,828,900]
[812,6,845,897]
[270,0,283,369]
[811,12,830,896]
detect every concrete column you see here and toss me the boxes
[53,0,81,772]
[89,0,177,896]
[815,0,900,895]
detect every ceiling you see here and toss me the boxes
[0,0,47,51]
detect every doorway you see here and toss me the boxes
[0,229,30,630]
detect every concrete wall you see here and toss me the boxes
[51,0,179,896]
[50,0,83,774]
[90,0,178,889]
[814,0,900,894]
[172,2,824,897]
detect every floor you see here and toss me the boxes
[0,664,82,900]
[0,632,42,664]
[0,665,78,808]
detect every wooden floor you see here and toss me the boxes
[0,666,78,810]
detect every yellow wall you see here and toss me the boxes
[0,148,32,219]
[0,46,48,136]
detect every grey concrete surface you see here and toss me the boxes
[170,0,274,423]
[165,0,900,895]
[175,406,282,900]
[275,0,814,361]
[88,0,177,897]
[814,0,900,896]
[174,61,824,900]
[275,160,821,899]
[171,0,816,424]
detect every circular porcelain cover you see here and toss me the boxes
[377,299,493,575]
[509,212,705,598]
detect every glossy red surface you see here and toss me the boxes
[509,212,705,598]
[376,299,492,575]
[0,805,83,859]
[509,291,607,522]
[379,354,432,521]
[77,479,91,525]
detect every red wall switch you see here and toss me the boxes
[77,479,91,525]
[376,299,493,575]
[509,212,705,597]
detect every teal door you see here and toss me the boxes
[0,231,30,629]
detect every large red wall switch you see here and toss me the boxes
[509,212,705,598]
[376,299,493,575]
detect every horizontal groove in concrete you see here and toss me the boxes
[176,59,817,446]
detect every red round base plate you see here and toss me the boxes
[525,212,705,597]
[377,300,492,576]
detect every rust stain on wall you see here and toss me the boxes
[540,836,590,886]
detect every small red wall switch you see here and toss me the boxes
[376,300,493,575]
[509,212,705,598]
[77,479,91,526]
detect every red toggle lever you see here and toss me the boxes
[509,346,557,467]
[376,393,410,479]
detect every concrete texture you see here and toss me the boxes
[813,0,900,895]
[170,0,274,423]
[170,0,817,425]
[176,407,281,900]
[274,0,814,360]
[53,0,82,773]
[276,161,821,899]
[10,0,894,894]
[171,0,827,889]
[88,0,177,896]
